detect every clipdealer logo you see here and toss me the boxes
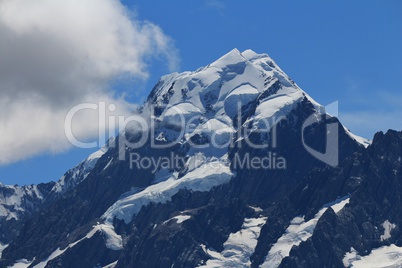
[129,152,286,173]
[63,100,340,170]
[302,101,339,167]
[64,101,285,152]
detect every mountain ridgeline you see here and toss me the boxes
[0,49,400,268]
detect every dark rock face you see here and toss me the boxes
[117,198,251,268]
[278,130,402,268]
[0,182,55,244]
[0,146,106,247]
[45,232,121,268]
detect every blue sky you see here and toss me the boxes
[0,0,401,185]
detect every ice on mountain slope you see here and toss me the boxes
[199,216,267,268]
[260,196,350,268]
[248,91,304,130]
[102,157,233,224]
[0,243,8,259]
[99,223,124,250]
[0,184,44,221]
[103,261,118,268]
[380,220,396,241]
[9,259,33,268]
[163,102,203,128]
[164,215,191,225]
[343,127,371,148]
[224,84,260,117]
[187,118,235,149]
[343,244,402,268]
[343,247,360,267]
[32,222,121,268]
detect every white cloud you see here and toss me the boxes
[0,0,179,165]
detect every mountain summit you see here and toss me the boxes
[1,50,400,268]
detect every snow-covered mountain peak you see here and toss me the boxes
[241,49,266,60]
[101,51,330,226]
[142,48,370,158]
[208,48,246,68]
[147,48,308,124]
[210,48,274,67]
